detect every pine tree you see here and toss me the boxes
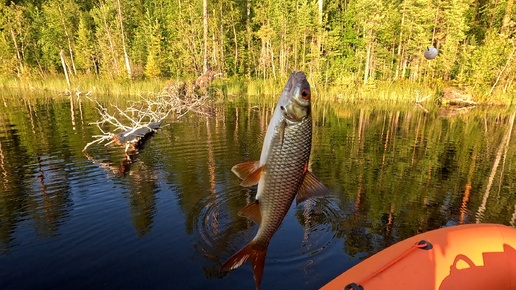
[144,16,162,78]
[75,13,96,75]
[433,0,474,80]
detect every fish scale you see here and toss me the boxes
[221,71,328,289]
[255,115,312,246]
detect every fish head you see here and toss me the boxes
[281,72,311,122]
[260,72,312,164]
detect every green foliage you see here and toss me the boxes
[75,12,96,74]
[468,29,513,87]
[144,16,162,78]
[0,0,514,100]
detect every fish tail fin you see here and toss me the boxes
[221,241,267,289]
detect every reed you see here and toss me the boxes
[0,75,164,98]
[2,75,514,106]
[219,78,440,104]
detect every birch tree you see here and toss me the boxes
[1,3,29,77]
[40,0,80,76]
[352,0,386,84]
[117,0,132,79]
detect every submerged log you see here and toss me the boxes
[113,121,161,152]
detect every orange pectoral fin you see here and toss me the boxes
[296,171,330,205]
[238,200,262,225]
[240,165,264,187]
[231,161,263,187]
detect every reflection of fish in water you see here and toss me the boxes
[220,71,328,289]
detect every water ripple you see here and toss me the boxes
[195,185,256,253]
[295,197,342,256]
[193,180,343,273]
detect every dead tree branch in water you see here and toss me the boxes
[83,81,213,152]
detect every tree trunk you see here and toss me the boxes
[220,1,226,73]
[270,40,276,79]
[100,5,119,77]
[9,28,24,76]
[57,4,77,76]
[117,0,132,79]
[490,45,516,95]
[60,50,71,88]
[431,3,440,46]
[501,0,514,34]
[246,0,251,76]
[395,10,405,80]
[232,23,238,74]
[318,0,323,25]
[363,38,372,84]
[203,0,208,73]
[302,32,307,70]
[317,0,324,53]
[401,57,407,79]
[280,33,285,75]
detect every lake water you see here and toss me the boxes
[1,93,515,289]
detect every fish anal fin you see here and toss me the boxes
[220,241,267,290]
[232,161,263,187]
[238,201,262,225]
[296,171,329,205]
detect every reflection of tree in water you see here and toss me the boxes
[0,112,33,248]
[170,108,260,235]
[312,106,516,263]
[127,161,158,237]
[0,140,29,248]
[0,99,77,249]
[30,156,73,237]
[84,149,159,237]
[163,106,272,279]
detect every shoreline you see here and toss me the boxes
[1,76,514,106]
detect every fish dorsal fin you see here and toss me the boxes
[296,171,329,205]
[231,161,263,187]
[238,201,262,225]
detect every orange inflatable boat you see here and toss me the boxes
[321,223,516,290]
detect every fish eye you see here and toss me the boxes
[301,88,310,100]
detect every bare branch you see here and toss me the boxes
[83,80,213,153]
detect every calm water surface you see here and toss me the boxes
[1,94,515,289]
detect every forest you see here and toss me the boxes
[0,0,515,99]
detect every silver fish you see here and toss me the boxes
[221,71,328,289]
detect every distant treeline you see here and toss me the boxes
[0,0,515,96]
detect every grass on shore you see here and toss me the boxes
[1,74,514,106]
